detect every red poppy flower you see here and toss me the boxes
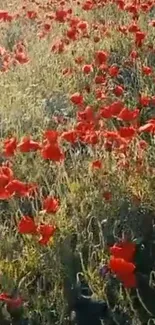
[43,196,60,213]
[17,137,42,152]
[108,65,119,77]
[138,122,155,133]
[66,27,78,40]
[0,189,13,200]
[18,216,37,235]
[70,92,84,105]
[0,11,9,20]
[55,9,68,22]
[95,50,108,65]
[118,108,139,121]
[0,173,9,188]
[135,31,146,47]
[113,85,124,97]
[109,257,135,275]
[3,137,17,157]
[0,293,23,308]
[128,22,139,33]
[1,166,14,180]
[94,75,105,84]
[118,126,136,138]
[14,52,30,64]
[6,180,33,197]
[43,23,51,32]
[120,272,136,288]
[38,224,57,245]
[77,106,95,122]
[77,20,89,30]
[142,66,152,76]
[41,143,65,161]
[139,95,150,106]
[75,56,84,64]
[103,191,112,201]
[44,130,59,144]
[110,101,124,116]
[61,130,78,143]
[116,0,125,10]
[83,131,99,145]
[110,242,136,262]
[100,106,112,119]
[130,50,138,60]
[82,1,94,10]
[27,11,37,19]
[82,64,93,74]
[91,160,102,169]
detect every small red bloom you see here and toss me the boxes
[108,65,119,77]
[0,174,9,188]
[119,126,136,138]
[0,11,8,20]
[66,27,78,40]
[43,196,60,213]
[3,137,17,157]
[94,75,105,84]
[109,257,135,275]
[18,216,37,234]
[55,9,68,22]
[103,191,112,201]
[38,224,57,245]
[70,92,84,105]
[44,130,59,143]
[120,272,136,288]
[77,20,89,30]
[91,160,102,169]
[118,108,139,121]
[43,23,51,32]
[135,31,146,47]
[41,143,65,161]
[130,50,138,60]
[138,122,155,133]
[51,40,65,54]
[82,64,93,74]
[1,166,14,180]
[82,1,94,10]
[6,180,33,197]
[110,242,136,262]
[142,66,152,76]
[95,50,108,65]
[0,293,23,308]
[113,85,124,97]
[139,95,150,106]
[0,189,13,200]
[100,106,112,119]
[14,52,30,64]
[27,11,37,19]
[17,137,41,152]
[77,106,95,122]
[61,130,78,143]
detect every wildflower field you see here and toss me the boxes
[0,0,155,324]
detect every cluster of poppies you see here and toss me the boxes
[0,0,155,297]
[0,161,59,245]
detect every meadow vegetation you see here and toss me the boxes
[0,0,155,324]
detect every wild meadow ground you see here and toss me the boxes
[0,0,155,324]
